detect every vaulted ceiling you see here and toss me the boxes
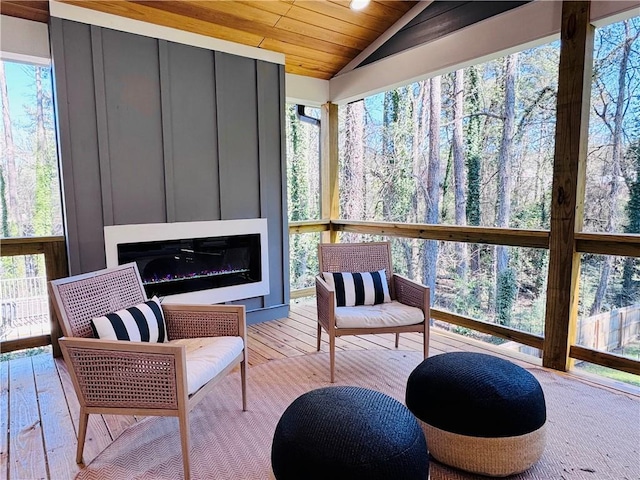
[0,0,418,79]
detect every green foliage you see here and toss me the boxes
[287,104,307,223]
[624,140,640,235]
[285,104,321,289]
[465,66,481,227]
[496,267,517,326]
[620,141,640,304]
[34,153,55,236]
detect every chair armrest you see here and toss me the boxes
[315,275,336,331]
[59,337,186,410]
[162,304,246,341]
[393,274,430,316]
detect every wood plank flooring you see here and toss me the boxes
[0,300,628,479]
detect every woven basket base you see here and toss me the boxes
[420,420,546,477]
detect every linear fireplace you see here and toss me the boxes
[104,219,269,304]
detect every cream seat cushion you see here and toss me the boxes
[335,300,424,329]
[170,336,244,395]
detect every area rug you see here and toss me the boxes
[76,350,639,480]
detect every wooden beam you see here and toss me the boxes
[570,345,640,376]
[290,287,315,299]
[320,102,339,243]
[288,219,331,234]
[43,240,69,358]
[0,335,51,354]
[0,1,49,23]
[543,1,593,372]
[431,309,545,351]
[331,220,549,248]
[575,232,640,257]
[0,236,65,256]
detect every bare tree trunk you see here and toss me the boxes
[36,68,46,150]
[30,66,49,275]
[495,53,517,324]
[0,61,18,235]
[453,69,468,279]
[407,83,428,279]
[344,101,365,221]
[496,53,517,272]
[423,76,441,301]
[590,21,634,315]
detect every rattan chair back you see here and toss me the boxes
[318,242,394,297]
[50,263,147,338]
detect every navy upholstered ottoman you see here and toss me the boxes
[406,352,546,477]
[271,386,429,480]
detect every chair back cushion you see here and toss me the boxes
[322,270,391,307]
[91,296,167,342]
[50,263,147,338]
[319,242,394,297]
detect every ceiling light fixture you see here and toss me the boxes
[350,0,370,11]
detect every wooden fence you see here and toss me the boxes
[578,305,640,354]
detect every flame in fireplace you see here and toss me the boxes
[143,266,251,286]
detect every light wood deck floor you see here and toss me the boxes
[0,300,616,480]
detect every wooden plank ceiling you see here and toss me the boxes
[0,1,418,79]
[1,1,49,22]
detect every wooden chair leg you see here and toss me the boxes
[423,325,429,358]
[395,333,400,348]
[317,323,322,351]
[179,409,191,480]
[329,334,336,383]
[76,408,89,464]
[240,357,247,411]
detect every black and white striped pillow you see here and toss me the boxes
[322,270,391,307]
[90,296,167,343]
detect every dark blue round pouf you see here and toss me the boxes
[271,386,429,480]
[405,352,546,477]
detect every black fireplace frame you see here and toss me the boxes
[116,233,262,299]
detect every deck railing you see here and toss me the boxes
[1,228,638,377]
[0,275,49,338]
[289,219,640,377]
[0,237,68,356]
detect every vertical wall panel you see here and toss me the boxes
[257,61,287,307]
[100,29,166,225]
[158,41,175,222]
[215,52,261,220]
[166,42,220,222]
[50,19,105,274]
[279,65,290,306]
[90,26,114,226]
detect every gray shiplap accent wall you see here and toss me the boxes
[215,52,261,221]
[50,18,289,323]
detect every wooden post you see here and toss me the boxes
[44,239,69,357]
[320,102,339,243]
[543,1,594,371]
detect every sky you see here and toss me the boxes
[1,60,53,140]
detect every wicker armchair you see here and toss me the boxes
[316,242,430,382]
[49,263,247,480]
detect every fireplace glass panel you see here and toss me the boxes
[117,233,262,298]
